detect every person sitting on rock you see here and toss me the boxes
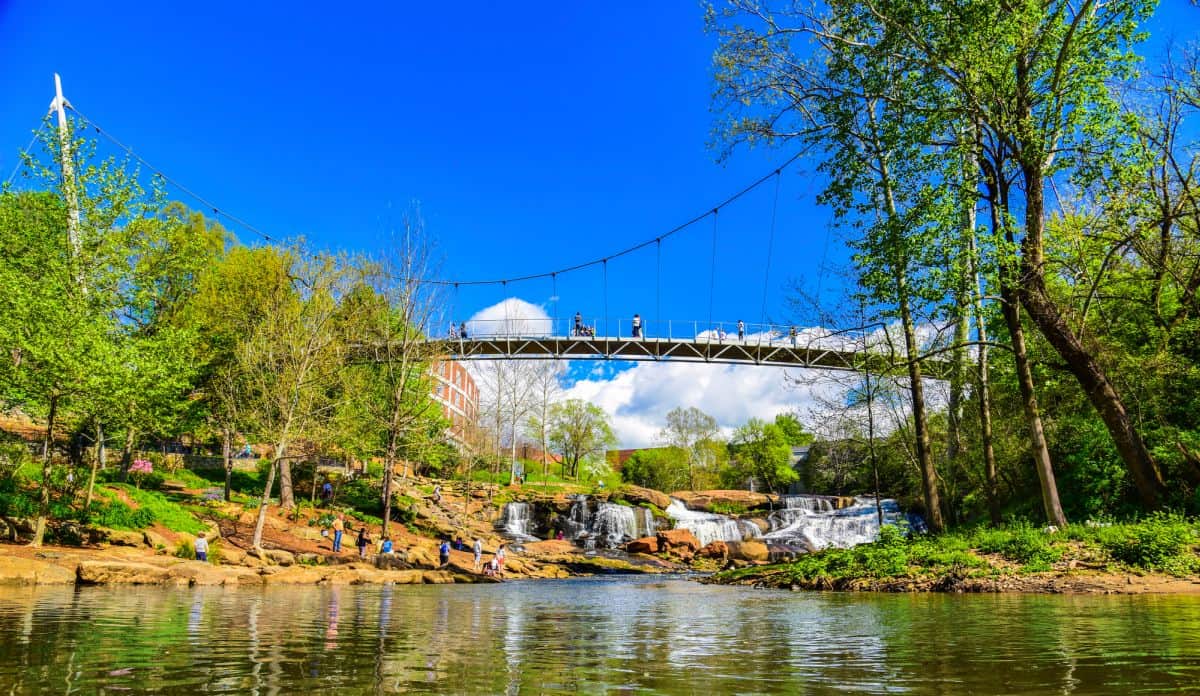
[380,537,394,554]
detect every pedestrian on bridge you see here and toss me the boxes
[574,311,583,336]
[449,322,458,339]
[738,320,745,341]
[460,322,468,339]
[789,326,798,347]
[632,313,642,339]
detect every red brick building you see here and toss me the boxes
[430,361,479,450]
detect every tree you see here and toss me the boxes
[547,399,616,479]
[242,249,360,550]
[522,361,565,484]
[659,406,723,489]
[183,245,294,502]
[334,214,444,538]
[621,447,691,493]
[725,418,798,493]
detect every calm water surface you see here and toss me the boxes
[1,576,1198,694]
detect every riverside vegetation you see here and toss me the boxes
[6,0,1200,594]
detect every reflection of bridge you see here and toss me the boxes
[427,318,951,377]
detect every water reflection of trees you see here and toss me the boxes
[1,585,1200,693]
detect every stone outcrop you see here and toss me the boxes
[697,541,729,559]
[670,490,777,513]
[0,556,76,585]
[656,529,701,554]
[77,561,180,585]
[726,540,770,563]
[624,537,660,554]
[616,485,671,511]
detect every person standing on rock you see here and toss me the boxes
[356,527,369,558]
[331,514,345,553]
[495,543,507,578]
[194,533,209,562]
[432,484,442,506]
[473,538,483,571]
[439,538,451,567]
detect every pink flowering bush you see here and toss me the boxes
[129,459,153,489]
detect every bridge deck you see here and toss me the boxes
[424,335,949,377]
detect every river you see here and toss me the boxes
[1,576,1198,694]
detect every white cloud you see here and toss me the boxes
[563,362,841,448]
[466,297,553,336]
[460,297,948,449]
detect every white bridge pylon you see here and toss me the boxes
[425,318,951,377]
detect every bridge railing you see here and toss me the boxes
[433,317,866,351]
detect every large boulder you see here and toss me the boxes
[624,537,660,554]
[375,553,415,571]
[726,540,770,563]
[670,490,776,513]
[142,530,171,552]
[76,561,181,585]
[617,485,671,511]
[697,541,729,559]
[248,547,296,566]
[0,556,76,585]
[260,566,325,585]
[100,529,145,547]
[656,529,701,554]
[520,540,577,558]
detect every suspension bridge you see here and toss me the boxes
[17,75,954,380]
[428,317,951,377]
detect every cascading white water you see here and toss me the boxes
[665,499,761,547]
[498,502,539,542]
[591,503,638,548]
[500,496,663,549]
[764,495,905,550]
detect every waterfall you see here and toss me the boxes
[665,499,761,547]
[500,496,663,549]
[764,495,906,550]
[562,495,592,541]
[591,503,638,548]
[497,502,539,542]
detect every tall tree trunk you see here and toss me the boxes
[897,286,944,533]
[84,420,104,511]
[278,459,295,510]
[251,458,279,550]
[968,231,1001,525]
[118,428,136,481]
[381,436,398,539]
[31,395,58,547]
[983,171,1068,527]
[222,429,233,502]
[1018,171,1165,508]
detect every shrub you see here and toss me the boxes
[88,500,154,530]
[114,485,206,534]
[1099,514,1197,574]
[972,522,1062,569]
[709,501,748,516]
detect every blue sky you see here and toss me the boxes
[0,1,836,337]
[2,1,1195,445]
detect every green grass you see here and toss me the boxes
[105,484,207,535]
[714,516,1200,585]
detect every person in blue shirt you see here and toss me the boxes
[439,539,451,567]
[381,537,394,554]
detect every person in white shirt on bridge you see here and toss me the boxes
[631,313,642,338]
